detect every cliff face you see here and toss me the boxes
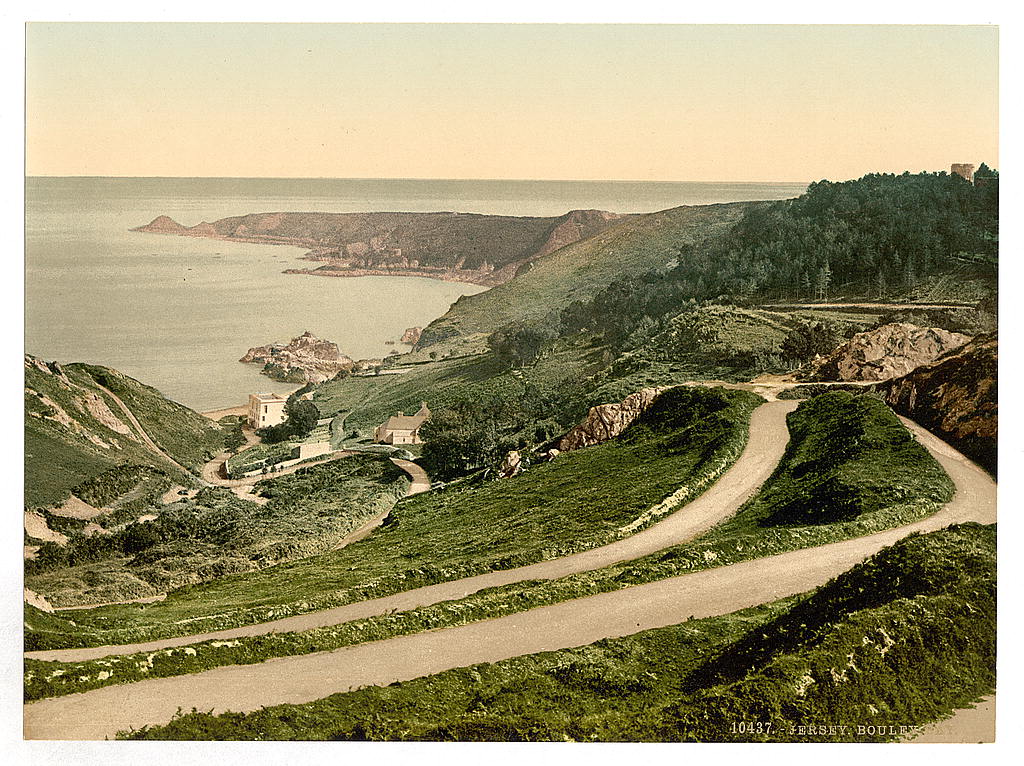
[400,327,423,345]
[135,208,627,287]
[877,334,997,474]
[240,331,354,384]
[803,323,972,382]
[558,387,667,452]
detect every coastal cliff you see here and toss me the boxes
[134,209,627,287]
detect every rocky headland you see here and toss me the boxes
[240,331,354,384]
[134,209,628,287]
[400,327,423,346]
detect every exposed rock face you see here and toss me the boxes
[558,387,668,452]
[24,588,54,613]
[25,510,68,545]
[24,355,132,450]
[134,209,627,287]
[878,334,997,474]
[240,331,354,384]
[803,323,971,382]
[400,326,423,345]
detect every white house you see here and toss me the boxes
[248,392,287,429]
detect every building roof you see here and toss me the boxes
[379,413,427,432]
[251,392,287,403]
[378,402,430,433]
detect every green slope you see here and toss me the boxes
[122,524,995,742]
[24,356,225,508]
[27,387,761,649]
[414,201,756,356]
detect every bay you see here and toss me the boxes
[24,177,807,411]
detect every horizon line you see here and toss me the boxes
[25,174,816,185]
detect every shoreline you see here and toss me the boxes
[135,227,497,288]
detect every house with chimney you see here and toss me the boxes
[374,402,430,445]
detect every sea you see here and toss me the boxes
[24,177,808,411]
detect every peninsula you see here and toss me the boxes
[134,209,628,286]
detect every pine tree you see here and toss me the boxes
[816,261,832,301]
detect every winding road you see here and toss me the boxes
[23,403,997,741]
[26,401,796,664]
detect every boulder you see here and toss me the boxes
[803,323,971,382]
[558,387,667,451]
[498,450,525,478]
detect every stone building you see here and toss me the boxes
[951,163,976,182]
[247,392,287,429]
[374,402,431,445]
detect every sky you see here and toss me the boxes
[25,23,998,181]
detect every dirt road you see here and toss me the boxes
[907,695,995,743]
[764,302,975,311]
[92,382,196,477]
[27,401,795,664]
[23,408,995,741]
[332,458,432,551]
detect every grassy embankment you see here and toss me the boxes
[25,456,409,609]
[25,387,761,652]
[119,523,995,742]
[27,391,952,699]
[24,358,226,508]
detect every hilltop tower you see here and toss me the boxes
[951,163,975,182]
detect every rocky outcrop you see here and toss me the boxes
[134,209,628,287]
[558,387,668,452]
[240,331,354,384]
[498,450,526,478]
[400,327,423,345]
[803,323,971,382]
[877,334,997,474]
[24,588,54,613]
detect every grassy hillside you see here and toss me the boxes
[24,356,225,508]
[414,202,755,356]
[25,455,410,609]
[121,524,995,742]
[25,391,958,696]
[737,391,953,525]
[26,387,761,649]
[313,334,608,440]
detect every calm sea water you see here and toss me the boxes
[25,177,807,411]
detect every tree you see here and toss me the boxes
[781,321,842,365]
[487,320,555,367]
[815,260,832,301]
[258,396,319,443]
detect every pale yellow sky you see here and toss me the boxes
[26,24,998,181]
